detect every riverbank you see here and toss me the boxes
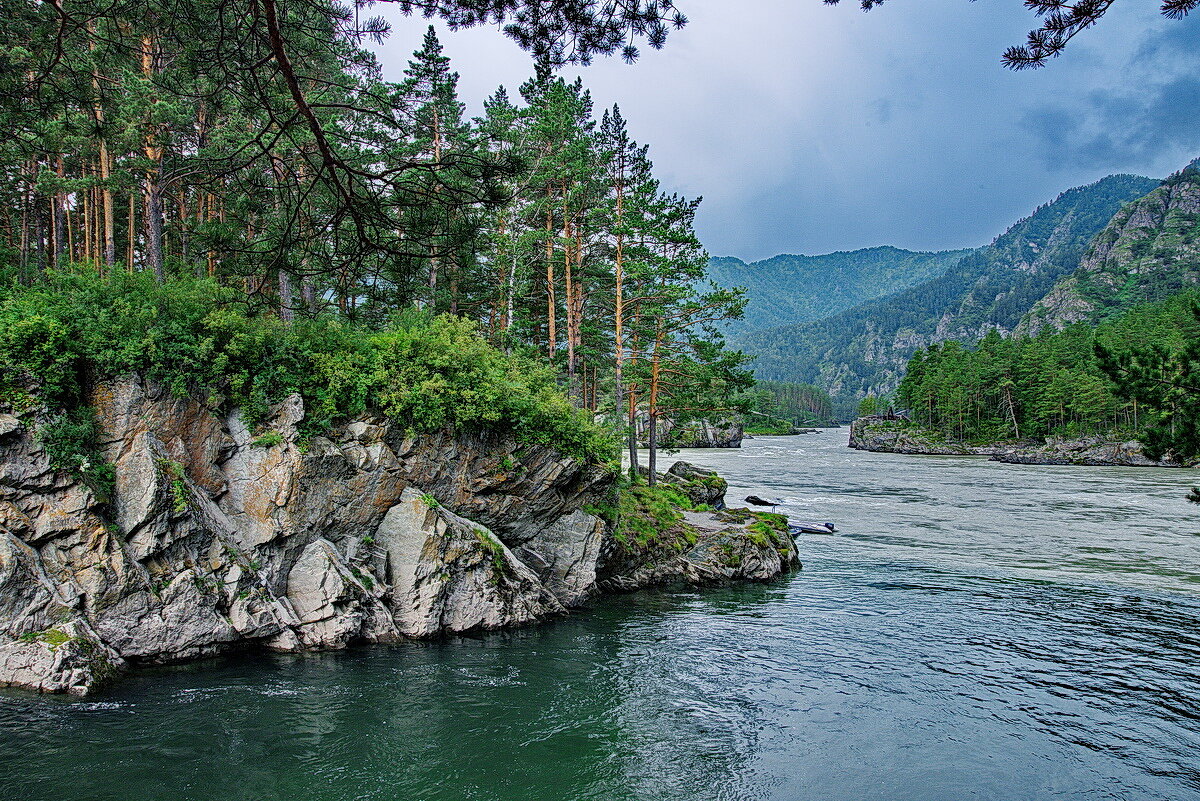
[848,417,1188,467]
[7,432,1200,801]
[0,375,798,696]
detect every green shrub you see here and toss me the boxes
[36,408,115,501]
[251,431,284,449]
[475,528,509,577]
[0,271,617,470]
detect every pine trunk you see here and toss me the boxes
[145,175,164,281]
[544,192,556,359]
[627,388,639,480]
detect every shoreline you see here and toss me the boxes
[848,417,1188,468]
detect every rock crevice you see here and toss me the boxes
[0,375,796,694]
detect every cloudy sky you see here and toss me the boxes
[370,1,1200,262]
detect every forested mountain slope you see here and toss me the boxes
[708,246,972,332]
[1020,162,1200,336]
[738,173,1160,399]
[894,290,1200,447]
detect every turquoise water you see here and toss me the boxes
[3,431,1200,800]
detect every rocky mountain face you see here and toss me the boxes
[708,246,973,334]
[0,375,798,695]
[738,174,1160,400]
[1020,163,1200,336]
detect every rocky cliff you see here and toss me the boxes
[848,418,979,456]
[1020,163,1200,336]
[0,376,796,695]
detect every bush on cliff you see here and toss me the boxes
[0,270,615,465]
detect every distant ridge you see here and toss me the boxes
[735,173,1161,400]
[707,246,973,334]
[1020,162,1200,336]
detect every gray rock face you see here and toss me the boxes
[0,621,122,695]
[636,415,744,449]
[0,375,796,695]
[513,509,606,607]
[988,437,1183,467]
[847,418,976,456]
[373,489,564,637]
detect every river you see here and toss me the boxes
[3,430,1200,800]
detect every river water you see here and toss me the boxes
[4,431,1200,801]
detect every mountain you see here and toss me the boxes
[1020,161,1200,336]
[708,246,973,333]
[737,173,1161,400]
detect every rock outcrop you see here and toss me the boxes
[0,375,796,695]
[848,417,1184,467]
[987,437,1184,467]
[635,415,744,449]
[848,417,978,456]
[660,462,729,509]
[598,506,799,592]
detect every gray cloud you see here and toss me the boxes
[1023,25,1200,172]
[374,2,1200,261]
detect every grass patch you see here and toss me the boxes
[615,481,699,551]
[251,430,284,449]
[475,528,509,577]
[17,627,74,650]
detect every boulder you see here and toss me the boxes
[598,506,800,593]
[372,489,563,637]
[665,462,729,508]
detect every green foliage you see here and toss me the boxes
[420,493,441,509]
[35,408,115,501]
[1096,296,1200,461]
[251,431,284,449]
[740,175,1161,402]
[896,290,1200,447]
[157,460,189,515]
[748,380,836,427]
[0,272,616,465]
[475,528,510,577]
[0,24,749,481]
[372,314,615,463]
[350,566,376,591]
[856,395,883,417]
